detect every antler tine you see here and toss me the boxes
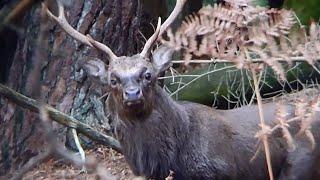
[158,0,186,38]
[43,0,118,60]
[140,0,187,58]
[86,35,119,60]
[44,0,92,46]
[140,17,161,58]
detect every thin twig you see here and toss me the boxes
[169,65,236,96]
[10,149,52,180]
[250,65,274,180]
[171,57,320,64]
[72,128,86,171]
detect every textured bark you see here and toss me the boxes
[0,0,166,175]
[0,84,121,152]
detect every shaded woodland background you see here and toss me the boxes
[0,0,319,178]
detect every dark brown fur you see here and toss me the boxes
[109,85,287,179]
[84,47,320,180]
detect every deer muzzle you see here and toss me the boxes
[123,86,143,106]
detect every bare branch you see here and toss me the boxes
[0,83,121,152]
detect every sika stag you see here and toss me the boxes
[44,0,320,179]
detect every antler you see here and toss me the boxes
[43,0,118,60]
[44,0,185,59]
[140,0,187,58]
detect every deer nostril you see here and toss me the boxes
[124,88,141,100]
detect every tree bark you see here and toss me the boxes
[0,0,166,175]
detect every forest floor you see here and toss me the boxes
[23,146,135,180]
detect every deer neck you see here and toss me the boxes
[111,85,191,141]
[110,85,190,178]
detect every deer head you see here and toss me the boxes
[83,45,174,118]
[44,0,186,117]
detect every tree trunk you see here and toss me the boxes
[0,0,166,175]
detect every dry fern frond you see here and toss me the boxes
[296,96,318,135]
[163,3,248,63]
[291,92,320,150]
[250,88,319,163]
[162,2,320,77]
[296,22,320,65]
[294,96,308,119]
[275,102,295,150]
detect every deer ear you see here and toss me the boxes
[82,58,108,85]
[152,45,174,75]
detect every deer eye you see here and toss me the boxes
[144,72,151,81]
[110,79,117,87]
